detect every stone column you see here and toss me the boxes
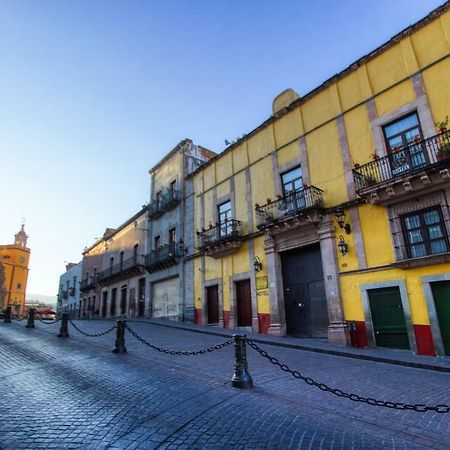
[264,234,287,336]
[317,221,350,346]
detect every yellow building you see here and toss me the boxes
[191,3,450,356]
[0,225,30,315]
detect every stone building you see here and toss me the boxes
[146,139,215,321]
[57,262,82,318]
[190,3,450,356]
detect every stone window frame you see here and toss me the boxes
[388,191,450,264]
[421,273,450,356]
[214,194,234,225]
[369,96,435,160]
[360,279,417,353]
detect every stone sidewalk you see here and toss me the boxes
[126,317,450,373]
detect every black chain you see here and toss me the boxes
[126,325,233,355]
[68,319,117,337]
[246,339,450,414]
[13,315,28,321]
[37,317,62,325]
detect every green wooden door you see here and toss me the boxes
[430,281,450,356]
[368,287,410,349]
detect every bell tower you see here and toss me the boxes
[14,224,28,248]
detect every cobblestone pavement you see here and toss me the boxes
[0,320,449,449]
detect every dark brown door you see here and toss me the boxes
[206,285,219,325]
[281,244,328,337]
[236,279,252,327]
[101,291,107,318]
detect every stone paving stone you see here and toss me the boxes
[0,321,449,449]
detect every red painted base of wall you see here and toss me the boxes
[414,324,436,356]
[194,308,202,325]
[349,321,368,348]
[223,311,230,328]
[258,313,271,334]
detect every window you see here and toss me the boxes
[120,251,124,270]
[17,283,21,290]
[93,268,97,282]
[280,167,304,211]
[401,207,448,259]
[169,228,176,249]
[169,180,177,198]
[383,112,426,173]
[133,244,139,263]
[154,235,161,250]
[218,201,232,236]
[281,166,303,194]
[109,257,114,274]
[156,190,162,207]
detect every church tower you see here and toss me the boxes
[14,224,28,248]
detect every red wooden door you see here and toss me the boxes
[236,280,252,327]
[206,285,219,324]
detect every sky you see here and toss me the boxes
[0,0,445,298]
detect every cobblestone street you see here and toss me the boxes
[0,320,449,449]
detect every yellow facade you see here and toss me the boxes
[0,226,30,315]
[191,4,450,356]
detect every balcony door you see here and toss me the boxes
[281,167,304,212]
[383,112,426,176]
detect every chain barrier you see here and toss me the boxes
[68,319,117,337]
[246,339,450,414]
[126,324,233,355]
[13,315,28,322]
[37,317,62,325]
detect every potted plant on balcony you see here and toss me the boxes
[371,151,379,161]
[353,162,360,170]
[435,116,449,134]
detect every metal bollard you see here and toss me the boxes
[231,334,253,388]
[112,319,127,353]
[26,308,35,328]
[57,313,69,338]
[3,306,12,323]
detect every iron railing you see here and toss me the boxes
[145,243,183,271]
[97,255,145,283]
[80,277,97,292]
[353,130,450,192]
[255,186,324,229]
[148,189,183,218]
[197,219,243,248]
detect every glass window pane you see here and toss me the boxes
[405,128,420,143]
[404,215,420,230]
[407,229,423,244]
[431,240,447,254]
[281,167,302,184]
[384,114,419,138]
[428,225,443,239]
[388,136,403,149]
[410,243,426,258]
[424,210,440,225]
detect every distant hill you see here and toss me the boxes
[26,293,57,307]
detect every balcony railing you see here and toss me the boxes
[97,255,146,284]
[145,243,183,272]
[69,287,75,297]
[197,220,243,248]
[62,290,68,300]
[80,277,97,292]
[148,189,183,219]
[255,186,324,230]
[353,131,450,192]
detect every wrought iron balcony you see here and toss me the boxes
[80,276,97,292]
[255,186,325,230]
[145,243,183,273]
[69,287,75,297]
[97,255,146,285]
[62,290,68,300]
[148,189,183,219]
[163,189,182,211]
[197,219,243,258]
[148,199,165,219]
[353,131,450,202]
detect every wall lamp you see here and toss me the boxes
[337,235,348,256]
[334,206,351,234]
[254,256,263,272]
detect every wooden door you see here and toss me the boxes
[430,281,450,355]
[236,280,252,327]
[101,291,107,318]
[368,287,410,349]
[206,285,219,325]
[281,244,327,337]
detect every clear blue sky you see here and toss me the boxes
[0,0,445,297]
